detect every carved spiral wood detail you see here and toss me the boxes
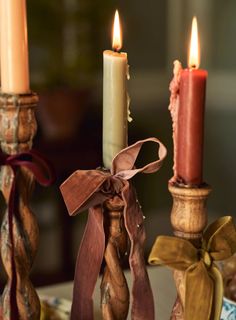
[101,195,129,320]
[0,93,40,320]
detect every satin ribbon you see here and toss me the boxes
[0,150,55,319]
[60,138,167,320]
[149,216,236,320]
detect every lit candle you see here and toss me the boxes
[0,0,30,93]
[103,10,130,169]
[169,17,207,186]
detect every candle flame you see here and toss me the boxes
[188,17,200,69]
[112,10,122,51]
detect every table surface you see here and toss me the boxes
[37,266,177,320]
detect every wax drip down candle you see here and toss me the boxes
[103,10,132,169]
[169,17,207,186]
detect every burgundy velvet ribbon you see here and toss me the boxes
[60,138,167,320]
[0,150,55,319]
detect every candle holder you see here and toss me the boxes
[0,92,40,319]
[101,195,129,320]
[60,137,167,320]
[169,182,211,319]
[149,183,236,320]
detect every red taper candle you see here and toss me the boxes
[169,17,207,186]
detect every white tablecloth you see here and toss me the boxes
[37,266,176,320]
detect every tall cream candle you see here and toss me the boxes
[103,11,130,169]
[0,0,30,93]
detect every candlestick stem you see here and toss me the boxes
[101,195,129,320]
[169,183,211,320]
[0,93,40,320]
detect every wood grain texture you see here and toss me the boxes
[169,183,211,320]
[101,195,129,320]
[0,93,40,320]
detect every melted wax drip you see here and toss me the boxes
[168,60,182,182]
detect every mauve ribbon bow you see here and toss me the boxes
[60,138,167,320]
[0,150,55,318]
[149,216,236,320]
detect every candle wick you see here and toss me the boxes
[113,48,120,53]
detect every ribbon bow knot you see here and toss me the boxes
[0,150,54,185]
[60,138,167,320]
[149,216,236,320]
[198,248,212,268]
[101,174,124,196]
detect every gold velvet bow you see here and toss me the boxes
[149,216,236,320]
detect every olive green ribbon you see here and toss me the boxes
[148,216,236,320]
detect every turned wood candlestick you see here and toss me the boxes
[101,195,129,320]
[169,183,211,320]
[0,93,40,320]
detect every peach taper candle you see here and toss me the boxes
[0,0,30,93]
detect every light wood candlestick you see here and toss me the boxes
[101,195,129,320]
[0,93,40,320]
[168,183,211,319]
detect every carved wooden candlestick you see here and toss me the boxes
[101,195,129,320]
[60,138,165,320]
[169,183,211,320]
[0,93,40,320]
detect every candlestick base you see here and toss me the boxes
[0,92,40,320]
[169,182,211,319]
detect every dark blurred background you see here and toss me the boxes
[1,0,236,287]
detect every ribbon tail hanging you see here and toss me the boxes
[8,167,19,320]
[123,182,155,320]
[209,265,224,320]
[71,206,105,320]
[185,261,214,320]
